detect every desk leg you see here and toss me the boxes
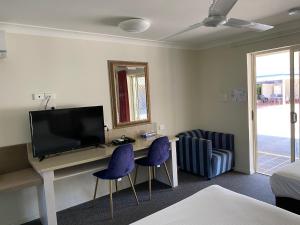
[156,141,178,188]
[38,171,57,225]
[170,141,178,187]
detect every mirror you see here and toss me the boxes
[108,61,151,128]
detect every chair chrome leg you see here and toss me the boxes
[93,178,99,200]
[148,166,152,200]
[134,165,139,185]
[163,162,172,187]
[109,180,114,219]
[115,180,118,192]
[127,174,139,205]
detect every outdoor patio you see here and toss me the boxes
[256,104,299,175]
[257,152,290,175]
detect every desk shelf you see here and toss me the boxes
[0,168,42,192]
[53,149,149,181]
[54,159,110,181]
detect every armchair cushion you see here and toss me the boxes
[211,149,234,177]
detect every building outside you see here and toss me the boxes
[257,74,300,105]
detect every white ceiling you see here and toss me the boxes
[0,0,300,48]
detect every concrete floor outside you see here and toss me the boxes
[257,103,300,175]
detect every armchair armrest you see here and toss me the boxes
[176,135,212,178]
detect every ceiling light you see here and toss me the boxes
[288,7,300,16]
[119,18,151,33]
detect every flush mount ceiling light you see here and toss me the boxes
[288,7,300,16]
[119,18,151,33]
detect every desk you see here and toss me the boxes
[27,136,179,225]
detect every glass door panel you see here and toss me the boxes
[255,50,292,175]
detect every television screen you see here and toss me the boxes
[29,106,105,158]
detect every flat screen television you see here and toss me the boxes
[29,106,105,158]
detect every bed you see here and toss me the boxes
[131,185,300,225]
[270,160,300,214]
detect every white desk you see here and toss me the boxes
[27,136,179,225]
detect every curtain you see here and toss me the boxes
[117,70,130,122]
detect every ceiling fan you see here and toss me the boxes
[161,0,274,40]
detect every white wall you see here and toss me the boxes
[0,33,198,147]
[0,32,198,225]
[195,32,300,174]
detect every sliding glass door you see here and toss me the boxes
[254,45,300,175]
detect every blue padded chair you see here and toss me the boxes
[134,136,172,200]
[93,144,139,219]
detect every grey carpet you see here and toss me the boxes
[23,171,274,225]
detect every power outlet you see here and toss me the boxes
[45,93,56,99]
[32,93,45,100]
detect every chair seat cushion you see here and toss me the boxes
[93,168,130,180]
[135,157,157,167]
[211,149,233,177]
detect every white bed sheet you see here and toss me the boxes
[270,160,300,200]
[131,185,300,225]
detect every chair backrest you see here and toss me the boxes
[107,144,135,178]
[205,131,234,151]
[147,136,170,166]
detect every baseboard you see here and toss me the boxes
[234,166,252,175]
[6,213,40,225]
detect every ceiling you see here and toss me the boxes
[0,0,300,48]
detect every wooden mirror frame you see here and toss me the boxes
[108,60,151,128]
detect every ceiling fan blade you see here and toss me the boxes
[160,22,203,40]
[209,0,238,17]
[224,18,274,31]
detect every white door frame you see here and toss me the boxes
[290,46,300,162]
[248,45,300,173]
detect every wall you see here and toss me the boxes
[0,32,198,225]
[195,32,300,174]
[0,33,199,147]
[3,27,300,225]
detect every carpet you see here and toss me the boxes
[23,171,274,225]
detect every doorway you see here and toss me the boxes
[251,46,300,175]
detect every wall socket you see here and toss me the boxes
[32,93,45,100]
[45,93,56,99]
[32,93,56,100]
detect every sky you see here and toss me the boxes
[256,51,300,76]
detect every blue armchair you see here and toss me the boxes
[176,129,234,179]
